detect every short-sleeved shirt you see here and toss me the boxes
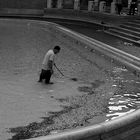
[42,49,55,70]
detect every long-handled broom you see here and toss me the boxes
[54,63,78,81]
[54,63,65,76]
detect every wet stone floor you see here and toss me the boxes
[0,19,139,140]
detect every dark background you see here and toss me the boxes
[0,0,128,9]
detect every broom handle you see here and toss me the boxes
[54,63,65,76]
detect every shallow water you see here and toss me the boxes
[106,67,140,121]
[0,19,140,139]
[0,19,111,139]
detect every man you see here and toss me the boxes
[38,46,61,84]
[116,0,123,15]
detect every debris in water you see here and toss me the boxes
[70,78,78,81]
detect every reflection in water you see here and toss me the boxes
[106,109,135,121]
[106,66,140,121]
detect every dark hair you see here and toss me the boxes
[54,46,61,51]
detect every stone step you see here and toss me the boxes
[111,26,140,37]
[120,24,140,32]
[133,19,140,24]
[105,30,140,46]
[124,22,140,28]
[105,17,140,46]
[108,28,140,41]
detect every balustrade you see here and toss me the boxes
[46,0,139,15]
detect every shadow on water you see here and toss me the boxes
[78,80,105,94]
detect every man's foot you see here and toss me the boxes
[45,82,54,84]
[38,80,42,82]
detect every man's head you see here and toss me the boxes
[53,46,61,54]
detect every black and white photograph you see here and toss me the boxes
[0,0,140,140]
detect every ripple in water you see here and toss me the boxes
[106,66,140,121]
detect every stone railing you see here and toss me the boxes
[47,0,108,13]
[0,0,139,15]
[46,0,140,15]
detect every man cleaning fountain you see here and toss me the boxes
[38,46,61,84]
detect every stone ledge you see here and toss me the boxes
[0,8,44,15]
